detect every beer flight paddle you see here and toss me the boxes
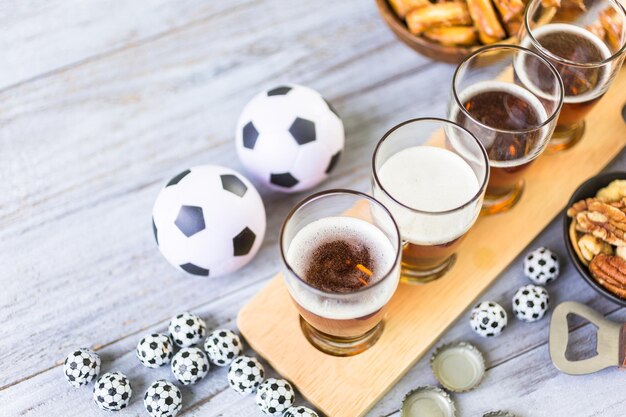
[238,70,626,417]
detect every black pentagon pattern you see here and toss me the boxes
[267,86,292,96]
[325,150,342,174]
[270,172,299,188]
[233,227,256,256]
[175,205,205,237]
[242,122,259,149]
[166,169,191,187]
[152,217,158,245]
[220,174,248,197]
[289,117,316,145]
[180,263,209,276]
[324,98,340,118]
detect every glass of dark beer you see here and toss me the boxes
[372,118,489,283]
[280,190,401,356]
[520,0,626,153]
[449,45,563,215]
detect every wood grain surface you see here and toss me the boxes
[1,1,626,416]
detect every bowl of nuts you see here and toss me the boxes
[375,0,556,63]
[564,172,626,306]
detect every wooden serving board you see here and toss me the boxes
[238,71,626,417]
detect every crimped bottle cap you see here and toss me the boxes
[401,385,456,417]
[430,342,486,392]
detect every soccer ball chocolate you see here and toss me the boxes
[136,333,174,368]
[227,355,265,394]
[204,328,243,366]
[524,247,560,285]
[168,312,206,347]
[255,378,296,415]
[284,406,319,417]
[63,348,101,387]
[143,380,182,417]
[93,372,132,411]
[236,84,344,193]
[469,301,508,338]
[512,285,550,322]
[171,347,210,385]
[152,165,266,277]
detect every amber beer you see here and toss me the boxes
[519,23,611,150]
[372,119,489,283]
[453,83,546,201]
[281,191,401,356]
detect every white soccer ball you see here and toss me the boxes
[236,84,345,193]
[152,165,266,277]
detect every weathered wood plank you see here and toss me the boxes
[0,0,255,90]
[0,0,438,388]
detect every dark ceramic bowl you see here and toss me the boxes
[563,171,626,307]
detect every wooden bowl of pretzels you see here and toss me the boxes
[375,0,557,63]
[564,172,626,306]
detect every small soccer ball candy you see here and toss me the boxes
[168,312,206,347]
[227,355,265,394]
[255,378,296,415]
[469,301,508,337]
[171,347,210,385]
[204,328,243,366]
[524,247,560,285]
[136,333,174,368]
[144,380,182,417]
[63,348,101,387]
[284,406,319,417]
[93,372,132,411]
[512,285,550,322]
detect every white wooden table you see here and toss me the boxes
[2,1,625,416]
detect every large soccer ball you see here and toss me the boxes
[236,84,345,193]
[152,165,266,277]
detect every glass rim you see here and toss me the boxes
[524,0,626,68]
[371,117,490,215]
[452,44,564,137]
[279,189,402,297]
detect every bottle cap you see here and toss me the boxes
[401,385,456,417]
[483,411,518,417]
[430,342,486,392]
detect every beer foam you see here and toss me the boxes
[450,81,550,168]
[285,216,399,320]
[517,23,612,103]
[375,146,481,245]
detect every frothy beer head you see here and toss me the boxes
[375,146,481,245]
[285,216,397,319]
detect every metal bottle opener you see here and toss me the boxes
[549,301,626,375]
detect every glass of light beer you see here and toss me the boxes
[449,45,564,215]
[520,0,626,153]
[372,118,489,283]
[280,190,401,356]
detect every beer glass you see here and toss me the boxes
[372,118,489,283]
[520,0,626,153]
[449,45,563,215]
[280,190,401,356]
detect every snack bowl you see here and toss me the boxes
[563,171,626,307]
[375,0,553,63]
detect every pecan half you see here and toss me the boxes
[590,254,626,294]
[576,211,626,246]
